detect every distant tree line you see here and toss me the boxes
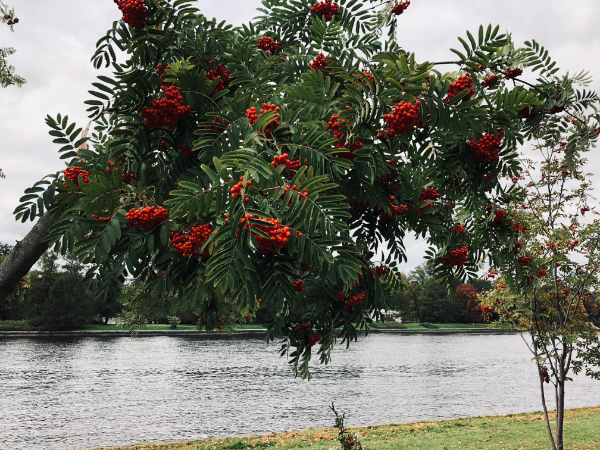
[0,243,122,329]
[388,262,599,325]
[0,241,276,330]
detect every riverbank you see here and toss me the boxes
[89,406,600,450]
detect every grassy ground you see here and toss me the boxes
[93,407,600,450]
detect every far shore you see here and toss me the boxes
[0,322,515,338]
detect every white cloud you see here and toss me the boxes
[1,0,598,275]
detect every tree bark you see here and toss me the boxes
[0,212,55,303]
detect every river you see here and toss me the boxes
[1,332,598,450]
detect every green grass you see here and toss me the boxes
[92,406,600,450]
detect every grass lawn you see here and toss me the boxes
[93,406,600,450]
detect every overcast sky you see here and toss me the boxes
[1,0,599,273]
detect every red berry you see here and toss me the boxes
[442,246,469,267]
[126,206,169,229]
[171,224,213,259]
[310,53,331,71]
[505,68,523,79]
[114,0,147,29]
[257,36,280,55]
[446,75,475,103]
[141,85,192,129]
[379,102,420,137]
[392,1,410,15]
[310,0,339,21]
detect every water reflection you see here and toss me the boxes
[0,333,598,450]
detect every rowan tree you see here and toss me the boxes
[480,119,600,448]
[1,0,599,381]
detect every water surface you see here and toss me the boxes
[1,333,598,450]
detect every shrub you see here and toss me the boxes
[28,317,43,327]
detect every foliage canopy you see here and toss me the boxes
[13,0,600,377]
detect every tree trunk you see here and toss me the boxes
[0,212,55,303]
[556,378,565,450]
[538,362,557,450]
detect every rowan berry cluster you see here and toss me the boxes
[206,63,231,95]
[328,113,348,139]
[379,101,420,137]
[114,0,147,29]
[281,185,309,203]
[231,177,252,202]
[63,167,90,190]
[358,71,375,85]
[445,75,475,103]
[481,305,494,315]
[488,209,506,227]
[468,132,503,164]
[375,266,387,277]
[178,144,193,158]
[505,68,523,79]
[17,277,29,290]
[418,188,441,211]
[141,86,192,129]
[257,36,279,55]
[310,0,339,21]
[272,153,301,172]
[294,280,305,292]
[392,1,410,15]
[481,75,498,89]
[513,222,528,233]
[246,103,280,136]
[538,269,547,278]
[4,14,18,26]
[93,211,112,222]
[239,214,292,254]
[333,140,363,161]
[518,256,532,266]
[308,335,322,347]
[379,202,408,220]
[443,246,469,267]
[345,291,366,307]
[453,224,466,236]
[310,53,331,71]
[294,322,311,332]
[126,206,169,229]
[171,224,213,258]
